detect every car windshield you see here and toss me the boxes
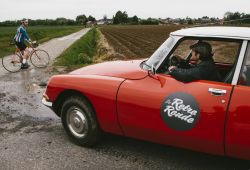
[143,36,180,70]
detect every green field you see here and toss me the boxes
[55,28,99,69]
[0,25,84,58]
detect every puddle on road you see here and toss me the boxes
[0,67,59,120]
[0,67,61,136]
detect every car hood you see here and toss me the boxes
[69,60,148,79]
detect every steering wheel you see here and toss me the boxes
[159,55,181,74]
[168,55,182,67]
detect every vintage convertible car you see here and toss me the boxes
[42,26,250,160]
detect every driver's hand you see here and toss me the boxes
[168,66,177,72]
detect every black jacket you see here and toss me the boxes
[169,59,221,82]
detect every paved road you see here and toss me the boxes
[0,28,250,170]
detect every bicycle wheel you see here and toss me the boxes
[30,49,50,68]
[2,53,22,73]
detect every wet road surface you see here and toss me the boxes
[0,28,250,169]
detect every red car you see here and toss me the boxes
[42,26,250,160]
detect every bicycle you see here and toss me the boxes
[2,41,50,73]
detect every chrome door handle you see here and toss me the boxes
[208,88,227,96]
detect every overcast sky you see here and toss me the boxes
[0,0,249,21]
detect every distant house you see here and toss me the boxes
[172,18,181,25]
[159,18,169,25]
[200,18,211,24]
[87,21,97,27]
[96,19,105,25]
[96,19,113,25]
[106,19,113,24]
[160,18,181,25]
[194,17,221,25]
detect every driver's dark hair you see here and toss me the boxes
[190,42,213,61]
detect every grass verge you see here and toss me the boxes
[55,27,99,69]
[0,26,83,58]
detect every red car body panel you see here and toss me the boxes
[70,60,147,79]
[226,85,250,159]
[46,75,125,135]
[117,74,233,155]
[46,60,149,135]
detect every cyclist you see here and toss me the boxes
[14,18,31,69]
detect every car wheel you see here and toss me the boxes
[61,96,101,146]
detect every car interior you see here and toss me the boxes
[159,38,243,84]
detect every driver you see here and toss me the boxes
[168,41,221,82]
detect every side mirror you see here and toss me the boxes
[148,64,166,87]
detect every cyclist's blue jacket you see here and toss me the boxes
[14,25,30,43]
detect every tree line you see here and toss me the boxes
[224,12,250,24]
[0,11,249,26]
[0,15,97,26]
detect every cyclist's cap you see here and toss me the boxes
[21,18,28,23]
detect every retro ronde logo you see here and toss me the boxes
[160,92,200,131]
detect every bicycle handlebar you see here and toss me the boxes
[28,41,39,48]
[9,40,39,48]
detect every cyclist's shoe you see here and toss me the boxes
[21,63,30,69]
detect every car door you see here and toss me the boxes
[117,75,232,155]
[117,38,243,155]
[225,40,250,160]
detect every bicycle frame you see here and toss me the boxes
[15,44,35,60]
[2,41,50,72]
[11,48,23,64]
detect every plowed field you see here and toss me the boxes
[100,25,182,59]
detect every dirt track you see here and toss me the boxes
[0,28,250,170]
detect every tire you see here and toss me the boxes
[61,96,101,146]
[2,53,22,73]
[30,49,50,68]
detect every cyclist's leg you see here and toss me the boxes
[15,42,30,68]
[22,47,30,60]
[21,48,30,69]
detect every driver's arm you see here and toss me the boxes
[169,67,201,82]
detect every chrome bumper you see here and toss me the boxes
[42,97,52,107]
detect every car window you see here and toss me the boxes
[209,41,240,64]
[238,43,250,86]
[160,38,242,83]
[172,40,240,63]
[173,40,197,59]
